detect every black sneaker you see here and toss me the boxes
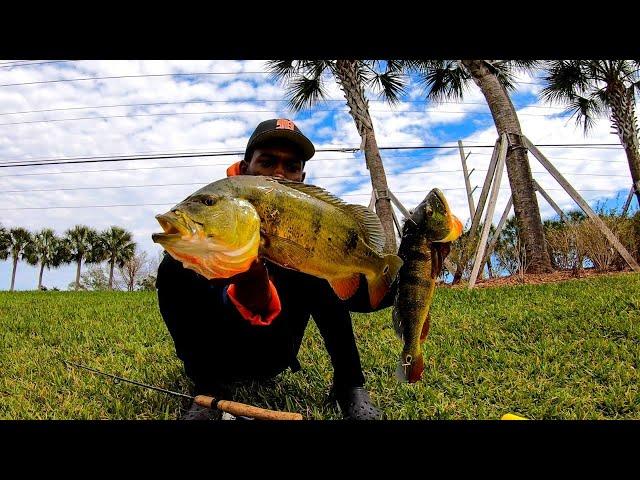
[329,386,383,420]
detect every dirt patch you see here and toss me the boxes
[444,268,634,289]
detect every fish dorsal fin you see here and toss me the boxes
[273,178,386,253]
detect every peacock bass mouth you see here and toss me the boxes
[422,188,464,244]
[152,209,260,279]
[152,211,200,242]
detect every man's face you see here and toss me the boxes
[241,141,306,182]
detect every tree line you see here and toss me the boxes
[0,224,156,291]
[268,60,640,276]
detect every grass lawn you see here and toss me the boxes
[1,272,638,420]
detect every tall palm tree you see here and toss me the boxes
[26,229,66,290]
[541,60,640,208]
[404,60,553,273]
[6,228,33,291]
[99,226,136,289]
[64,225,100,291]
[266,60,406,253]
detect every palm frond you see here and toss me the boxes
[299,60,333,78]
[566,94,606,135]
[285,75,329,111]
[505,59,541,71]
[416,60,470,102]
[368,68,408,106]
[540,60,592,104]
[487,62,518,92]
[8,227,33,259]
[265,60,300,82]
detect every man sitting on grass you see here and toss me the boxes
[157,119,390,420]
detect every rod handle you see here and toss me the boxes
[194,395,303,421]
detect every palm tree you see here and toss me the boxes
[99,226,136,289]
[541,60,640,208]
[27,229,66,290]
[0,224,8,262]
[404,60,553,273]
[6,228,33,291]
[64,225,100,290]
[266,60,406,253]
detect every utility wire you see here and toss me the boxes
[0,143,625,169]
[0,71,541,89]
[0,99,568,117]
[0,171,630,195]
[0,60,74,69]
[0,71,272,88]
[0,188,619,211]
[0,152,628,175]
[0,107,572,128]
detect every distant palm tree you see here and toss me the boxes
[266,60,406,253]
[403,60,553,273]
[541,60,640,208]
[6,228,33,291]
[64,225,100,291]
[26,229,66,290]
[0,224,9,262]
[99,226,136,289]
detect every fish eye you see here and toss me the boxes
[425,207,433,217]
[202,196,216,206]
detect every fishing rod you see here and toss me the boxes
[63,359,303,421]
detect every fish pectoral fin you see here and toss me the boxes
[328,274,361,301]
[420,313,431,343]
[391,308,404,340]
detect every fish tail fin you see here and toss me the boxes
[367,254,403,309]
[392,307,404,340]
[395,353,425,384]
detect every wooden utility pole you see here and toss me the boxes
[469,134,509,288]
[523,136,640,272]
[458,140,476,220]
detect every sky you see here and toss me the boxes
[0,60,635,290]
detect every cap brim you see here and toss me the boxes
[248,129,315,162]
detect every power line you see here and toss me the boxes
[0,146,482,169]
[0,70,545,90]
[0,149,627,176]
[0,155,453,177]
[0,60,74,69]
[0,99,568,117]
[0,143,625,169]
[0,170,630,195]
[0,107,570,128]
[0,71,272,88]
[0,188,619,211]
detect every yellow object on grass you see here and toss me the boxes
[501,413,528,420]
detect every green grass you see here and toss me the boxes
[1,273,639,420]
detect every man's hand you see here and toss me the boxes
[226,259,272,315]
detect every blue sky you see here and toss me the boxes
[0,60,635,290]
